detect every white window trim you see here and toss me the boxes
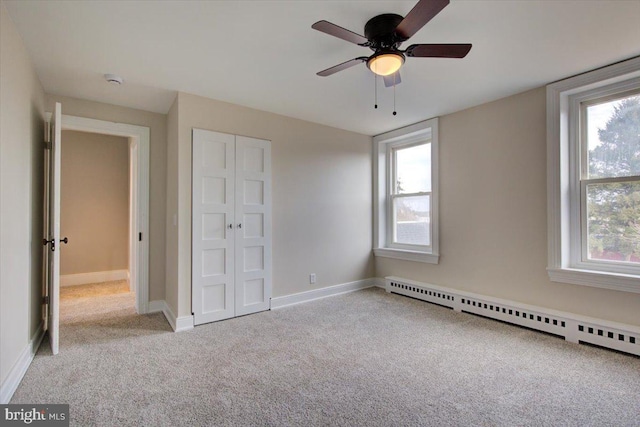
[547,56,640,293]
[374,118,439,264]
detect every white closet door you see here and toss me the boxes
[192,129,236,325]
[235,136,272,316]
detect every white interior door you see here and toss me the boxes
[192,129,236,325]
[48,102,62,355]
[235,136,272,316]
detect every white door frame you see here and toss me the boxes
[61,115,150,314]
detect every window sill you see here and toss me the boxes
[374,248,439,264]
[547,267,640,294]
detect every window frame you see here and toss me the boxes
[374,118,439,264]
[547,57,640,293]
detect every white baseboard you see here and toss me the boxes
[61,270,129,287]
[0,322,45,404]
[148,300,193,332]
[385,276,640,357]
[372,277,386,288]
[147,300,166,314]
[175,315,194,332]
[271,278,379,310]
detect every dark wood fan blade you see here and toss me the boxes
[317,57,367,77]
[406,43,472,58]
[312,20,368,45]
[395,0,450,41]
[383,72,402,87]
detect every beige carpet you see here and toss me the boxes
[60,280,133,323]
[11,286,640,426]
[61,280,130,300]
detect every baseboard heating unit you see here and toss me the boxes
[385,276,639,357]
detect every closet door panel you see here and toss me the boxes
[192,129,236,325]
[235,136,272,316]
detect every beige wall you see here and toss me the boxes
[60,130,129,275]
[45,95,167,301]
[376,87,640,326]
[166,92,374,317]
[0,1,45,392]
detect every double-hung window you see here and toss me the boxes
[374,118,439,264]
[579,92,640,270]
[389,141,432,250]
[547,57,640,293]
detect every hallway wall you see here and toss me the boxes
[60,130,129,278]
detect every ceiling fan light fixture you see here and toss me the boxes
[367,52,405,76]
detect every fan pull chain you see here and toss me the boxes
[374,73,378,109]
[393,74,397,116]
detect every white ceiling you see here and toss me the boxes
[5,0,640,136]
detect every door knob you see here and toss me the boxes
[228,224,233,229]
[237,223,242,229]
[60,237,68,244]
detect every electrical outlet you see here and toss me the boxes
[309,273,316,284]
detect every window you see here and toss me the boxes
[547,57,640,293]
[390,142,432,249]
[374,118,439,263]
[580,92,640,268]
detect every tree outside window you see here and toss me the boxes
[585,95,640,264]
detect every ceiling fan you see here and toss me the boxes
[312,0,471,87]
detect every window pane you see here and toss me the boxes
[586,94,640,179]
[394,143,431,194]
[394,195,430,246]
[586,181,640,264]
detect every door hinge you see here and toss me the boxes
[43,238,55,251]
[139,232,142,242]
[42,296,50,305]
[44,121,51,144]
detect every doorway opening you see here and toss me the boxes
[60,130,133,319]
[60,115,150,315]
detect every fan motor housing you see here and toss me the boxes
[364,14,404,49]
